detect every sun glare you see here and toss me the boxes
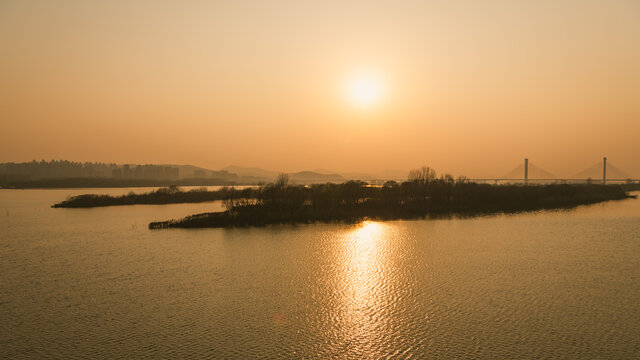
[345,71,385,109]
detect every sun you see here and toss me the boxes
[345,71,385,109]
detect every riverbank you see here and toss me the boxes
[149,181,633,229]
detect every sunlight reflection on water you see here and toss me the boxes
[340,222,387,355]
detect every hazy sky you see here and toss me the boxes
[1,0,639,177]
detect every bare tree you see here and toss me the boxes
[275,173,289,188]
[408,166,437,183]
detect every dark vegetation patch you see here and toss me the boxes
[148,170,634,229]
[52,185,253,208]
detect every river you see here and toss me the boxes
[1,188,639,358]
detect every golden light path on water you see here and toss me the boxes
[336,221,399,356]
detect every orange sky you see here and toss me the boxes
[1,0,639,178]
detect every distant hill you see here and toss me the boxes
[168,164,236,180]
[289,171,344,184]
[224,165,407,183]
[0,160,408,188]
[0,160,240,188]
[222,166,345,184]
[222,165,279,180]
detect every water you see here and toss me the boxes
[1,189,639,359]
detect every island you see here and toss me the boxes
[52,185,255,208]
[148,172,634,229]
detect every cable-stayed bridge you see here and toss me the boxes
[471,158,639,185]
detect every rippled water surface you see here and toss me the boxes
[1,189,640,359]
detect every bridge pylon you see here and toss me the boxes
[603,157,607,185]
